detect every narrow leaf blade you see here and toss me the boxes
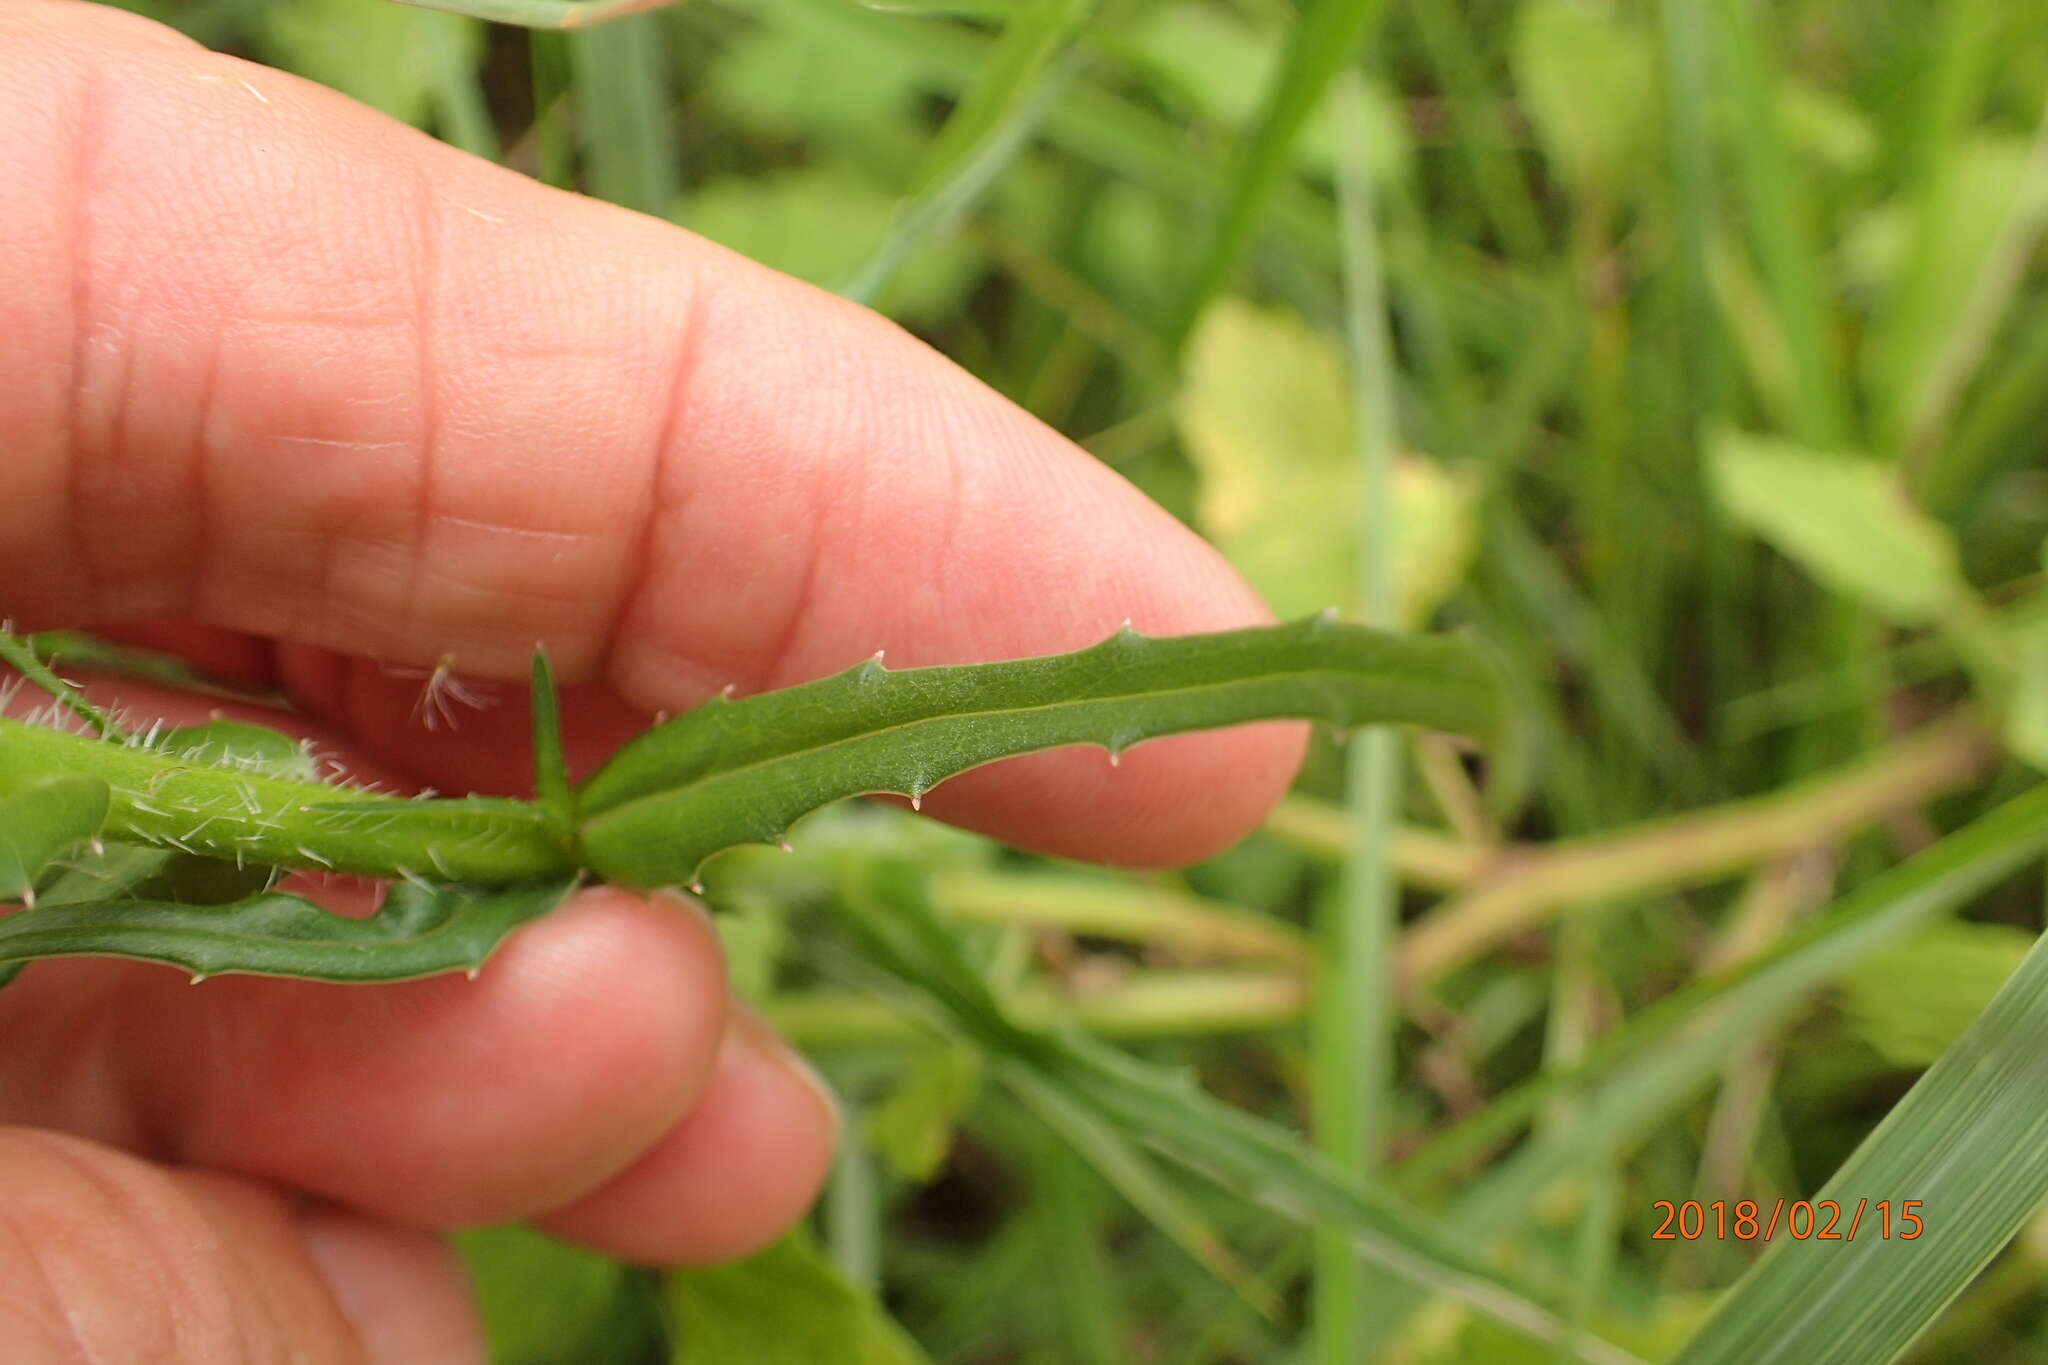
[1675,909,2048,1364]
[0,876,578,982]
[578,617,1504,888]
[530,648,573,823]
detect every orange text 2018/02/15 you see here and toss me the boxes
[1650,1199,1924,1243]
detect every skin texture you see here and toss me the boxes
[0,2,1305,1360]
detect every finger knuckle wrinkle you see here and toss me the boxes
[0,1131,252,1364]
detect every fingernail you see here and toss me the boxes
[297,1205,487,1365]
[725,1002,842,1143]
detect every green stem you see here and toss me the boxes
[764,970,1308,1047]
[1314,72,1403,1365]
[929,869,1307,964]
[1400,714,1995,984]
[0,717,574,884]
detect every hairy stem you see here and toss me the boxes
[0,717,575,884]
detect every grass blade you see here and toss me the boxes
[843,0,1091,305]
[567,12,677,215]
[829,861,1638,1362]
[1673,879,2048,1363]
[1167,0,1393,342]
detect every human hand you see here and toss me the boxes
[0,3,1304,1359]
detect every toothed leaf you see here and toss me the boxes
[0,876,578,982]
[0,775,110,902]
[152,721,320,781]
[577,617,1503,889]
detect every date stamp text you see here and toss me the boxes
[1650,1199,1923,1243]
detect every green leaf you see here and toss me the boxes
[1836,921,2032,1068]
[1115,11,1408,182]
[1851,133,2048,448]
[576,617,1505,889]
[686,165,981,325]
[2005,612,2048,770]
[152,721,319,782]
[530,649,573,824]
[864,1042,981,1182]
[30,841,176,908]
[261,0,480,128]
[829,863,1627,1360]
[1178,300,1478,625]
[567,12,678,216]
[1673,916,2048,1364]
[454,1225,650,1365]
[0,876,577,982]
[1708,430,1967,622]
[1511,0,1657,191]
[666,1228,934,1365]
[1165,0,1391,339]
[0,775,109,904]
[701,20,927,151]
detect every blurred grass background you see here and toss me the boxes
[87,0,2048,1359]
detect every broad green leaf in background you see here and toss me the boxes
[1776,79,1879,173]
[865,1042,983,1182]
[455,1225,649,1365]
[1179,301,1478,625]
[0,876,578,981]
[687,165,982,325]
[703,20,930,155]
[1708,429,1968,622]
[667,1229,934,1365]
[0,775,109,904]
[1674,912,2048,1365]
[1836,921,2032,1068]
[1850,133,2048,448]
[2009,614,2048,770]
[261,0,480,128]
[1511,0,1656,192]
[1115,8,1409,183]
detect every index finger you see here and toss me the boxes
[0,1,1302,865]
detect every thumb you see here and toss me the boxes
[0,1128,484,1364]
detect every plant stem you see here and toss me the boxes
[929,869,1307,964]
[763,970,1307,1047]
[1262,800,1487,888]
[1401,714,1995,984]
[1314,72,1403,1365]
[0,717,575,884]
